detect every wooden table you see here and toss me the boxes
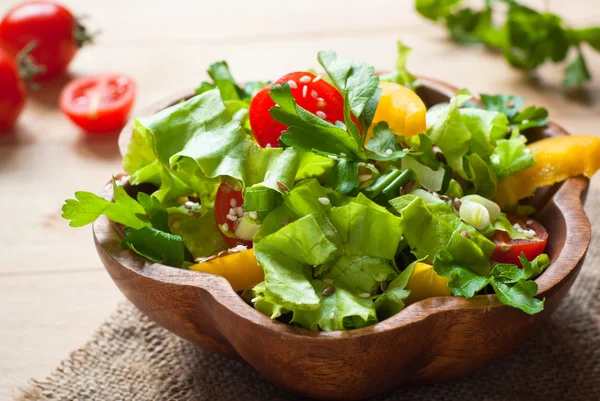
[1,0,599,398]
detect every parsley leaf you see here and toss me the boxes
[380,40,420,90]
[327,158,360,194]
[563,49,591,86]
[416,0,600,86]
[62,180,149,229]
[269,83,366,160]
[365,122,410,161]
[317,50,380,132]
[121,227,185,267]
[136,192,170,233]
[433,250,550,315]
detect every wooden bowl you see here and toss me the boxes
[95,78,591,400]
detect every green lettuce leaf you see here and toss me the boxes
[426,89,473,177]
[373,259,417,320]
[490,129,536,177]
[170,213,228,259]
[290,280,378,331]
[322,255,397,295]
[328,202,403,260]
[254,214,338,310]
[390,195,495,276]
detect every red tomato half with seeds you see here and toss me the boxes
[249,71,351,148]
[0,47,26,133]
[491,213,548,266]
[214,183,252,248]
[0,1,93,80]
[59,74,136,133]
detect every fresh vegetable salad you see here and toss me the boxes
[63,42,600,331]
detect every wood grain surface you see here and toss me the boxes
[1,0,600,399]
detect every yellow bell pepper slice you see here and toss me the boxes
[189,249,264,291]
[366,81,426,141]
[495,135,600,208]
[405,262,451,305]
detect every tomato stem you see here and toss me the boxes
[16,42,46,89]
[74,16,100,48]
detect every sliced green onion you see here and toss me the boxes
[460,195,500,222]
[459,200,491,230]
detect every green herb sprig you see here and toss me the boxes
[416,0,600,86]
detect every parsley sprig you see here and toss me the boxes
[416,0,600,86]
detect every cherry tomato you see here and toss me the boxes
[0,47,26,133]
[214,183,252,248]
[249,71,351,148]
[59,74,136,133]
[0,1,93,80]
[491,213,548,266]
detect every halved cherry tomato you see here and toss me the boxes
[214,183,252,248]
[59,74,136,133]
[0,1,93,80]
[0,47,26,133]
[491,213,548,266]
[249,71,351,148]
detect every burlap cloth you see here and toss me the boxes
[17,185,600,401]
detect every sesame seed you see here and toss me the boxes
[195,254,217,263]
[287,80,297,89]
[236,207,244,217]
[513,223,521,229]
[329,312,335,320]
[385,149,393,156]
[266,143,272,148]
[236,245,248,251]
[250,296,261,303]
[461,230,470,239]
[184,201,195,208]
[230,198,237,208]
[526,220,534,225]
[226,214,238,222]
[302,85,308,97]
[221,223,229,232]
[316,111,327,119]
[323,279,334,284]
[249,211,258,220]
[313,75,322,83]
[318,197,331,206]
[328,155,339,160]
[321,285,336,296]
[299,75,311,83]
[317,97,324,102]
[454,198,462,211]
[229,208,236,215]
[359,292,371,299]
[311,89,319,98]
[217,250,229,258]
[277,181,290,192]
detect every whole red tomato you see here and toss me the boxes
[0,47,26,132]
[0,1,93,80]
